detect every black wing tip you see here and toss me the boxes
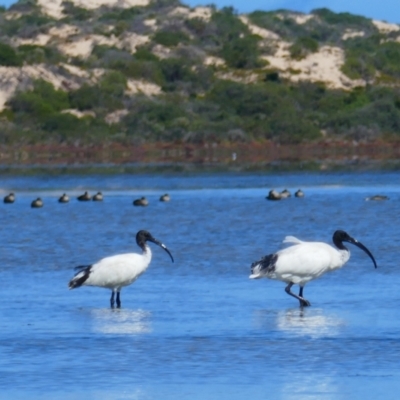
[251,253,278,273]
[74,264,91,271]
[69,265,92,289]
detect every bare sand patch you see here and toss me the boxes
[373,20,400,33]
[263,45,365,90]
[126,79,162,96]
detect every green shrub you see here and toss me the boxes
[289,37,318,60]
[41,112,84,133]
[113,21,129,37]
[221,35,263,69]
[18,44,64,64]
[124,98,186,141]
[248,10,309,41]
[69,84,101,110]
[110,59,165,85]
[153,30,190,47]
[311,8,370,26]
[185,17,207,35]
[0,42,22,66]
[134,46,158,62]
[62,1,91,21]
[69,72,126,111]
[8,80,70,118]
[99,6,144,21]
[211,7,248,43]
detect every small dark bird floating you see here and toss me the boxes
[365,195,388,201]
[77,191,91,201]
[266,190,281,201]
[280,189,291,198]
[295,189,304,198]
[92,192,103,201]
[159,194,170,202]
[31,198,43,208]
[133,197,149,207]
[3,193,15,204]
[58,193,69,203]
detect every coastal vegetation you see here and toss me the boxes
[0,0,399,153]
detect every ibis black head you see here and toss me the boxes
[136,230,174,262]
[333,230,377,268]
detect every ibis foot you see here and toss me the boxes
[285,282,311,307]
[299,299,311,307]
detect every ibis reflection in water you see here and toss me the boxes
[250,230,377,307]
[68,230,174,308]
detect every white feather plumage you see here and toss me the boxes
[75,248,152,290]
[69,230,174,308]
[250,230,377,307]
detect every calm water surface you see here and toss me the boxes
[1,171,400,399]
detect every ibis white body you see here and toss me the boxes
[250,230,377,307]
[69,230,174,308]
[250,236,350,285]
[74,247,152,291]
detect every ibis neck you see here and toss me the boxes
[142,243,152,263]
[333,238,349,252]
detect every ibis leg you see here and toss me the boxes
[298,287,311,307]
[110,291,115,308]
[116,292,121,308]
[284,283,311,307]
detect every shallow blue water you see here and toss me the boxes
[1,171,400,399]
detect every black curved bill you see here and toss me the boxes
[349,238,377,268]
[150,238,174,263]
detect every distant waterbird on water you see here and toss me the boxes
[31,198,43,208]
[159,194,170,202]
[3,193,15,204]
[92,192,103,201]
[77,191,91,201]
[295,189,304,198]
[250,230,377,307]
[266,190,282,201]
[58,193,69,203]
[365,195,388,201]
[133,197,149,207]
[68,230,174,308]
[280,189,291,198]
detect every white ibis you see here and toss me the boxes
[249,230,377,307]
[58,193,69,203]
[92,192,103,201]
[159,194,170,202]
[133,197,149,206]
[4,193,15,204]
[31,198,43,208]
[77,191,91,201]
[68,230,174,308]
